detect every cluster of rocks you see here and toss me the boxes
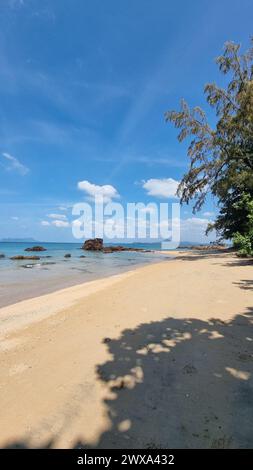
[3,240,151,263]
[25,246,47,252]
[103,245,151,253]
[188,244,226,251]
[11,246,47,261]
[10,246,71,261]
[82,238,151,253]
[82,238,104,251]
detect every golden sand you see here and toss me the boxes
[0,251,252,448]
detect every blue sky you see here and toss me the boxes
[0,0,252,242]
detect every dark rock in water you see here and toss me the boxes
[103,245,151,253]
[80,255,86,258]
[82,238,103,251]
[11,255,40,260]
[103,245,124,253]
[0,254,5,259]
[64,253,71,258]
[25,246,47,252]
[183,364,197,375]
[82,238,151,253]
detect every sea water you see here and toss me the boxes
[0,242,170,307]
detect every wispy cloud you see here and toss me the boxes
[2,152,29,175]
[93,152,187,169]
[31,7,56,22]
[47,213,67,220]
[51,220,70,228]
[9,0,25,8]
[41,218,70,228]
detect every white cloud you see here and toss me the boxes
[51,220,70,228]
[41,219,70,228]
[169,216,211,231]
[183,217,211,227]
[180,217,213,242]
[58,206,69,211]
[77,180,119,203]
[72,219,82,228]
[202,211,214,217]
[157,216,213,243]
[142,178,179,199]
[47,213,67,220]
[2,152,29,176]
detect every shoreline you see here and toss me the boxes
[0,268,138,339]
[0,250,170,309]
[0,253,176,338]
[0,251,181,338]
[0,247,228,309]
[0,250,252,449]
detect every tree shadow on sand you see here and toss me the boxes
[233,280,253,291]
[74,309,253,449]
[2,309,253,449]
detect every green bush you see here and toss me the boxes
[233,231,253,257]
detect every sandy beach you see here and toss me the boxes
[0,250,252,449]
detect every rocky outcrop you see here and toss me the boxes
[0,254,5,259]
[64,253,71,258]
[103,245,151,253]
[103,245,124,253]
[25,246,46,252]
[82,238,151,253]
[188,244,226,251]
[82,238,103,251]
[11,255,40,260]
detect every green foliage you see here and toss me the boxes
[165,39,253,255]
[206,191,253,240]
[233,231,253,256]
[231,192,253,255]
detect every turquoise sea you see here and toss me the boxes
[0,242,170,307]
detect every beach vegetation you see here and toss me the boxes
[166,39,253,255]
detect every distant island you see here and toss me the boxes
[0,238,40,243]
